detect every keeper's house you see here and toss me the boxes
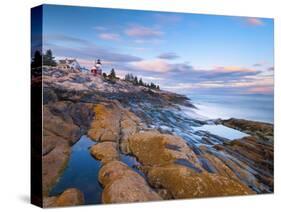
[57,58,81,71]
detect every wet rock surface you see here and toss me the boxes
[99,161,162,203]
[41,67,273,206]
[42,101,94,196]
[127,131,253,198]
[90,142,119,163]
[43,188,84,207]
[88,103,121,142]
[147,164,253,199]
[128,131,200,167]
[218,118,273,141]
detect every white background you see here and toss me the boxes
[0,0,280,211]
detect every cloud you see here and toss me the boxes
[253,63,263,67]
[267,66,274,71]
[131,59,171,73]
[93,57,272,96]
[245,17,264,26]
[138,76,165,81]
[43,34,90,45]
[125,25,163,38]
[253,60,268,67]
[137,62,271,95]
[198,66,261,80]
[93,26,107,31]
[158,52,179,60]
[162,74,273,95]
[47,43,142,63]
[246,86,273,94]
[44,34,142,63]
[154,13,183,24]
[99,33,120,41]
[134,39,163,45]
[43,33,273,96]
[214,66,257,73]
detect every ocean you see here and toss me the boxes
[188,94,274,124]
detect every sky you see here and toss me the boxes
[41,4,274,96]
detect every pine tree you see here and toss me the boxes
[130,74,134,82]
[125,74,130,81]
[43,49,56,66]
[109,68,116,79]
[134,76,138,85]
[139,78,144,86]
[31,50,42,68]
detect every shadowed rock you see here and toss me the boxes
[211,135,273,192]
[42,101,94,195]
[174,159,202,173]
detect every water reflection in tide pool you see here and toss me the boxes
[120,154,145,177]
[49,135,102,205]
[192,124,249,140]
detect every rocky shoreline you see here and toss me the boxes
[39,67,273,207]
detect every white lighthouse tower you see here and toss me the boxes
[91,59,102,76]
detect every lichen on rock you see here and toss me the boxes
[90,142,119,163]
[88,103,121,142]
[43,188,84,207]
[99,161,162,203]
[147,164,254,199]
[128,131,200,167]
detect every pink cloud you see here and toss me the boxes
[247,86,273,94]
[214,66,256,73]
[245,18,264,26]
[99,33,120,41]
[131,59,171,73]
[125,25,163,38]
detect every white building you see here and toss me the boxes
[57,58,81,71]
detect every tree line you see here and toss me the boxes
[31,49,57,68]
[31,49,161,91]
[124,73,160,90]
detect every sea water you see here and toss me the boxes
[188,94,273,124]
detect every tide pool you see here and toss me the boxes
[192,124,249,140]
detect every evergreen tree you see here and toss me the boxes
[103,73,107,78]
[133,76,138,85]
[130,74,134,82]
[109,68,116,79]
[43,49,56,66]
[125,74,130,81]
[123,72,159,90]
[31,50,42,68]
[139,78,144,86]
